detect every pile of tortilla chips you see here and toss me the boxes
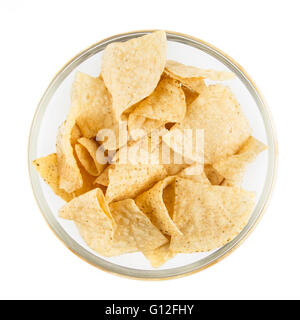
[33,31,267,268]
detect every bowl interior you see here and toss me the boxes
[28,31,276,279]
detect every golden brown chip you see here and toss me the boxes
[158,142,190,175]
[33,154,73,202]
[204,164,224,185]
[144,242,175,268]
[130,76,186,122]
[180,78,207,94]
[32,152,96,201]
[75,137,106,176]
[170,178,255,253]
[59,188,115,255]
[70,124,82,146]
[238,135,267,156]
[104,164,167,203]
[162,180,175,214]
[72,72,117,139]
[182,86,199,105]
[178,163,210,185]
[56,72,118,192]
[94,166,110,186]
[59,188,113,227]
[112,127,168,165]
[56,118,83,193]
[76,161,101,196]
[60,189,143,256]
[165,60,235,81]
[214,136,267,186]
[101,31,166,120]
[75,198,167,257]
[75,221,137,257]
[128,114,165,141]
[135,177,181,237]
[110,199,168,253]
[163,84,251,164]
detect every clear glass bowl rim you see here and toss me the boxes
[28,30,278,280]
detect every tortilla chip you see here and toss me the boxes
[71,72,117,139]
[180,78,207,94]
[70,124,81,146]
[33,154,73,202]
[75,137,106,176]
[214,136,267,186]
[59,188,115,255]
[162,181,175,218]
[110,199,168,253]
[104,164,167,203]
[155,141,189,175]
[170,178,255,253]
[130,76,186,122]
[56,118,83,193]
[178,163,211,185]
[238,135,267,155]
[128,114,165,141]
[101,31,166,119]
[75,221,137,256]
[163,84,251,164]
[59,188,113,226]
[95,140,169,186]
[165,60,235,81]
[76,199,167,257]
[94,166,109,186]
[56,72,118,192]
[144,242,175,268]
[113,127,168,165]
[182,86,199,105]
[73,196,164,257]
[204,164,224,185]
[135,177,181,237]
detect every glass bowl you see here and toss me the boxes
[28,30,278,280]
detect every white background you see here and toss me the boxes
[0,0,299,300]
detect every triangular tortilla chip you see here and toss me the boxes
[33,154,73,202]
[112,126,168,165]
[182,86,199,105]
[135,177,181,237]
[70,124,81,146]
[94,166,110,186]
[59,188,113,227]
[59,188,115,255]
[75,221,137,257]
[170,178,255,253]
[165,60,235,82]
[178,163,210,185]
[76,199,167,257]
[101,31,166,119]
[238,135,267,155]
[214,136,267,186]
[104,164,167,203]
[163,84,251,164]
[110,199,168,253]
[204,164,224,185]
[75,137,106,176]
[130,76,186,122]
[157,141,190,175]
[128,114,165,141]
[72,72,117,139]
[34,152,98,201]
[56,118,83,193]
[143,242,175,268]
